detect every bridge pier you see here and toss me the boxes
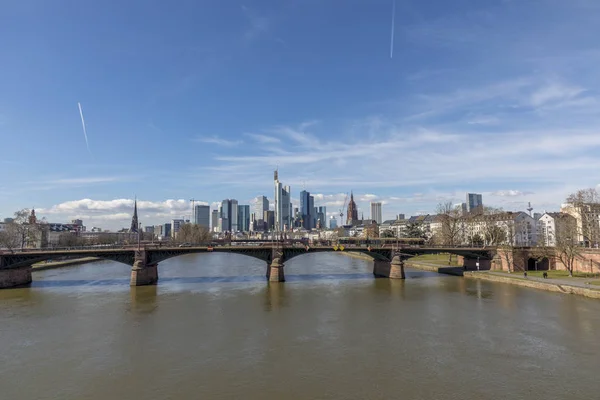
[267,259,285,282]
[0,265,33,289]
[130,250,158,286]
[373,256,405,279]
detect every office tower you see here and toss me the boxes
[274,170,291,231]
[163,223,171,238]
[316,206,327,229]
[230,199,239,232]
[254,196,269,219]
[264,210,275,231]
[194,205,210,229]
[237,205,250,232]
[300,190,315,230]
[466,193,483,213]
[329,216,338,229]
[211,209,219,232]
[219,199,238,232]
[370,202,382,224]
[171,219,185,237]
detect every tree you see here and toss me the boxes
[435,202,464,264]
[380,229,396,238]
[565,188,600,248]
[435,202,463,246]
[403,222,425,239]
[0,209,46,251]
[554,217,582,277]
[176,224,211,244]
[58,233,84,247]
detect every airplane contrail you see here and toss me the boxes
[390,0,396,59]
[77,102,91,155]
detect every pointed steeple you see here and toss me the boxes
[130,198,139,233]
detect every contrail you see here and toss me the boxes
[390,0,396,59]
[77,102,91,155]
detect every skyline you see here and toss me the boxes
[2,0,600,229]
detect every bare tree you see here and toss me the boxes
[435,202,463,264]
[554,217,582,277]
[565,188,600,248]
[176,224,211,244]
[58,233,85,247]
[0,209,46,251]
[435,202,463,246]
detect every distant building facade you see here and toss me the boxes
[370,202,382,224]
[194,205,210,229]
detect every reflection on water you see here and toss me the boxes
[1,252,600,400]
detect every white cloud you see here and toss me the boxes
[194,136,242,146]
[530,83,585,107]
[244,132,280,143]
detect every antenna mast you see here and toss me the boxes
[526,202,533,217]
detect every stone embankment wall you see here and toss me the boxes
[464,272,600,299]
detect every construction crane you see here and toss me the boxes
[339,193,348,226]
[190,199,198,224]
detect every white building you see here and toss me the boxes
[464,211,536,246]
[560,202,600,247]
[254,196,269,219]
[370,202,382,224]
[274,170,291,231]
[537,212,577,247]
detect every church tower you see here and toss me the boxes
[130,198,139,233]
[346,192,359,225]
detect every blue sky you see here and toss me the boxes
[1,0,600,229]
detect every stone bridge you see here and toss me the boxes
[0,245,495,289]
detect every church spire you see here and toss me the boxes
[130,197,139,233]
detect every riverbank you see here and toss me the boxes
[464,271,600,299]
[32,257,102,271]
[404,261,465,276]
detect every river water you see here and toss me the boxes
[1,253,599,399]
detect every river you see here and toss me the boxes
[1,253,599,399]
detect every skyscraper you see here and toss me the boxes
[171,219,185,237]
[299,190,315,230]
[194,205,210,229]
[230,199,239,232]
[219,199,238,232]
[329,216,338,229]
[316,206,327,229]
[370,202,382,224]
[211,209,219,232]
[254,196,269,219]
[466,193,483,213]
[274,170,291,231]
[237,205,250,232]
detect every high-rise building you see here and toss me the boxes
[154,225,163,237]
[329,216,338,229]
[230,199,239,232]
[299,190,315,230]
[346,192,359,225]
[274,170,291,231]
[211,209,219,232]
[219,199,238,232]
[316,206,327,229]
[194,205,210,229]
[144,226,154,234]
[466,193,483,213]
[163,223,171,238]
[254,196,269,219]
[264,210,275,231]
[171,219,185,237]
[370,202,382,224]
[237,205,250,232]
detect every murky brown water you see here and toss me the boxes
[1,253,599,399]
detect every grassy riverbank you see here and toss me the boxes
[32,257,101,271]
